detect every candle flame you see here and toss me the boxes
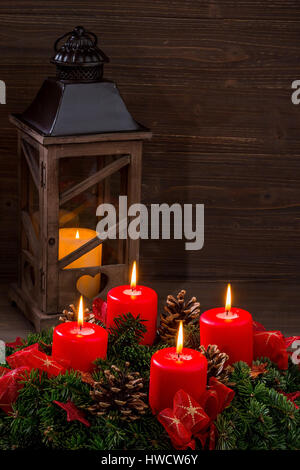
[225,283,231,313]
[130,261,137,290]
[78,295,84,328]
[76,230,80,239]
[176,321,184,355]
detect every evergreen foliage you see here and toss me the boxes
[0,315,299,450]
[216,360,300,450]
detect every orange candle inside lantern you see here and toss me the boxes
[149,321,207,414]
[59,228,102,299]
[52,295,108,372]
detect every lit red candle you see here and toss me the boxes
[106,262,157,345]
[149,322,207,414]
[200,284,253,365]
[52,296,108,372]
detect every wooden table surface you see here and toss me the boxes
[0,280,299,342]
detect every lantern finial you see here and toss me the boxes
[51,26,109,82]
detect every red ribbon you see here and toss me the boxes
[0,342,67,414]
[6,337,23,350]
[6,343,65,377]
[158,408,196,450]
[280,391,300,409]
[92,298,107,324]
[158,378,235,450]
[253,322,300,370]
[0,366,30,414]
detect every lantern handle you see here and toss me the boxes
[53,27,98,52]
[85,30,98,46]
[54,31,73,52]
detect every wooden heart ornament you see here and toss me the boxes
[76,274,101,300]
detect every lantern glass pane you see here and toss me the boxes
[58,155,127,298]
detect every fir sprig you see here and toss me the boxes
[216,360,300,450]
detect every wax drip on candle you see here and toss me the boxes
[225,283,231,316]
[176,321,183,360]
[78,295,84,331]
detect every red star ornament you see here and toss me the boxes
[54,400,90,427]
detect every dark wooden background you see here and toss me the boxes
[1,1,300,333]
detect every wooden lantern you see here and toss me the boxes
[9,27,151,331]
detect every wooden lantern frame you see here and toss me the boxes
[9,115,151,331]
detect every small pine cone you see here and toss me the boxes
[158,290,200,343]
[59,304,96,323]
[43,425,54,436]
[200,344,233,385]
[43,425,54,442]
[87,363,148,421]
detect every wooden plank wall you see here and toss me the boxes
[0,2,300,327]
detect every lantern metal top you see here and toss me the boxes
[51,26,109,82]
[52,26,109,67]
[16,26,148,137]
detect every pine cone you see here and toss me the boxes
[158,290,200,343]
[86,362,148,421]
[200,344,233,385]
[59,304,96,323]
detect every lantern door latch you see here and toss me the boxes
[41,163,46,188]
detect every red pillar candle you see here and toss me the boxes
[106,262,157,345]
[200,284,253,365]
[149,322,207,414]
[52,297,108,372]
